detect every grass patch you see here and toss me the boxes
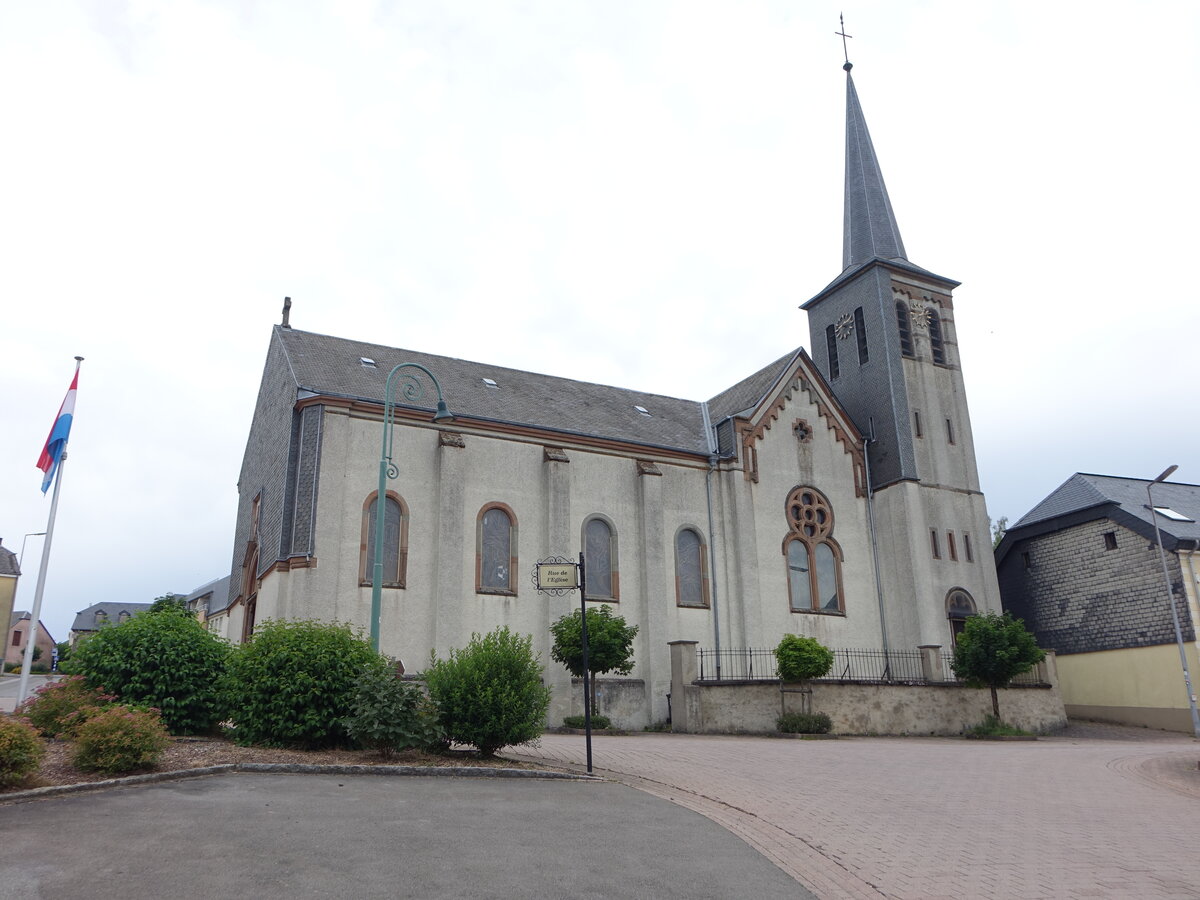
[965,715,1033,737]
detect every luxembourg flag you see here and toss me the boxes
[36,366,79,494]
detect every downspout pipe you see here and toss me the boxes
[701,402,722,679]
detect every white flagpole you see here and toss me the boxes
[17,355,82,707]
[16,450,67,706]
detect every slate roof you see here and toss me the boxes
[842,71,906,271]
[10,611,30,628]
[999,473,1200,560]
[70,602,153,633]
[186,575,232,616]
[275,327,806,457]
[0,544,18,577]
[707,350,800,424]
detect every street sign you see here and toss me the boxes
[536,563,578,591]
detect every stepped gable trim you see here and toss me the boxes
[735,352,866,495]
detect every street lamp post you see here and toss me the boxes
[18,533,46,570]
[371,363,454,652]
[1146,465,1200,738]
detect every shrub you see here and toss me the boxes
[0,718,46,787]
[774,634,834,682]
[951,612,1045,720]
[224,619,388,748]
[777,711,832,734]
[425,627,551,757]
[69,606,231,735]
[343,668,443,758]
[562,714,611,730]
[72,705,171,775]
[15,675,113,739]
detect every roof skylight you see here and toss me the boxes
[1152,506,1195,522]
[360,357,376,367]
[634,405,651,416]
[482,378,498,388]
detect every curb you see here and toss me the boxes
[0,762,594,805]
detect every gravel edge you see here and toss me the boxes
[0,762,594,805]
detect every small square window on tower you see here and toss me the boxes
[1104,531,1118,551]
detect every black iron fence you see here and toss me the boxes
[696,646,1049,687]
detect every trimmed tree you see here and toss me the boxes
[773,634,834,682]
[69,605,231,735]
[550,605,638,717]
[951,611,1045,720]
[223,619,388,748]
[425,627,550,757]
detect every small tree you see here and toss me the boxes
[70,605,231,735]
[774,634,834,682]
[149,593,190,616]
[425,627,550,757]
[344,667,443,758]
[550,605,638,716]
[951,611,1044,720]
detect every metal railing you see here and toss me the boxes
[696,646,1049,687]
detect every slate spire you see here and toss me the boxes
[842,63,907,270]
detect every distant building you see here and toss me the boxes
[997,473,1200,732]
[6,611,55,669]
[183,576,232,633]
[68,601,153,647]
[0,540,18,660]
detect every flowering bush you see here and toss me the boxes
[0,718,45,787]
[71,705,171,775]
[15,675,113,739]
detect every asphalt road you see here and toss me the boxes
[0,773,810,899]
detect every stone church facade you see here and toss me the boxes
[224,63,1001,727]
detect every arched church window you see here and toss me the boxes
[896,301,915,358]
[783,486,844,613]
[477,504,517,595]
[946,588,977,645]
[825,324,840,380]
[583,516,619,601]
[674,527,709,608]
[361,492,408,588]
[928,309,946,365]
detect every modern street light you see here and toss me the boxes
[371,363,454,652]
[18,532,46,569]
[1146,465,1200,738]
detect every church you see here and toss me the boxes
[222,60,1002,728]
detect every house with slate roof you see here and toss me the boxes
[69,601,153,647]
[0,540,19,661]
[5,612,55,669]
[224,62,1004,728]
[997,474,1200,732]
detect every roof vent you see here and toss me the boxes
[482,378,498,388]
[360,357,376,368]
[634,405,651,416]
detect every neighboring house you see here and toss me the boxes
[183,576,232,627]
[68,601,153,647]
[0,541,18,660]
[6,612,56,668]
[223,63,1003,727]
[997,473,1200,732]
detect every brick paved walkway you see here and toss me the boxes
[507,724,1200,899]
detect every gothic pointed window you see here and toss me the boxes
[825,324,840,380]
[477,504,517,595]
[361,492,408,588]
[674,527,709,608]
[583,516,619,601]
[896,301,915,358]
[928,309,946,365]
[783,486,844,614]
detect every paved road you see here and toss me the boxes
[0,773,809,899]
[510,726,1200,899]
[0,674,56,713]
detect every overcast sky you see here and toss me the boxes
[3,1,1197,644]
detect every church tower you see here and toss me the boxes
[802,60,1001,647]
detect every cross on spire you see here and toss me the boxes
[836,13,853,70]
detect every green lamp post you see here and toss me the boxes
[371,362,454,651]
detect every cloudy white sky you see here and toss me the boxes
[2,1,1197,643]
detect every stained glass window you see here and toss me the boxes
[675,528,707,608]
[585,518,615,599]
[480,507,513,592]
[364,495,404,586]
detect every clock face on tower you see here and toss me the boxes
[834,313,855,340]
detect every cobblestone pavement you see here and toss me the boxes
[507,723,1200,899]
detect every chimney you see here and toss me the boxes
[282,296,292,329]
